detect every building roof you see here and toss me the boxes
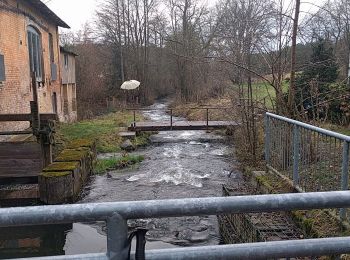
[26,0,70,28]
[60,46,78,56]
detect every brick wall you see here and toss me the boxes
[0,0,66,131]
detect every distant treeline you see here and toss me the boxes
[60,0,350,119]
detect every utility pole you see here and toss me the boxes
[288,0,301,117]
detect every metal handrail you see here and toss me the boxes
[14,237,350,260]
[129,107,233,129]
[125,107,233,111]
[265,112,350,220]
[1,191,350,227]
[266,112,350,142]
[1,191,350,259]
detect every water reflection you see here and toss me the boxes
[0,222,180,259]
[0,224,71,259]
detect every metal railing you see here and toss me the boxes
[127,107,232,129]
[2,191,350,259]
[265,112,350,219]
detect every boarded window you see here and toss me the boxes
[27,26,43,81]
[49,33,57,80]
[49,33,54,63]
[0,54,5,82]
[51,63,57,81]
[64,54,68,69]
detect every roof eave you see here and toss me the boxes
[28,0,70,29]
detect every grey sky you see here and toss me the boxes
[46,0,324,32]
[46,0,99,31]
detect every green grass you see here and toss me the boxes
[238,81,289,109]
[94,155,145,174]
[55,111,143,154]
[319,123,350,137]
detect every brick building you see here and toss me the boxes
[0,0,76,131]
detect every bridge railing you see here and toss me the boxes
[126,107,232,128]
[2,191,350,259]
[265,112,350,219]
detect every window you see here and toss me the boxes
[49,33,54,63]
[27,26,43,81]
[49,33,57,80]
[64,54,68,69]
[0,54,5,82]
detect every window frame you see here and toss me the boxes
[27,26,43,82]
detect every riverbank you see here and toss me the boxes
[54,110,152,174]
[170,95,233,121]
[54,110,148,155]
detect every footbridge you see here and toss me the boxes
[127,107,239,132]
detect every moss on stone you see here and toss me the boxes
[66,139,96,149]
[55,148,90,162]
[255,175,275,193]
[41,171,72,178]
[43,161,80,172]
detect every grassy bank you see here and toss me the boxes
[241,81,289,109]
[55,111,149,155]
[170,95,233,121]
[94,155,145,174]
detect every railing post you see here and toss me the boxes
[170,109,173,129]
[133,111,136,127]
[340,141,350,220]
[264,114,271,165]
[107,213,129,260]
[293,125,300,187]
[206,108,209,130]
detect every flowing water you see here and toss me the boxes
[0,101,241,259]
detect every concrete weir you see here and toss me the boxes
[39,140,96,204]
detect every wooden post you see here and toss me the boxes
[206,108,209,131]
[133,111,136,127]
[170,109,173,129]
[30,72,40,135]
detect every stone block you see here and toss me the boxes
[39,171,73,204]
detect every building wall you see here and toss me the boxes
[61,52,76,85]
[0,0,65,131]
[60,52,77,122]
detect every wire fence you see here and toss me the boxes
[265,112,350,219]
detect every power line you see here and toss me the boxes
[43,0,54,5]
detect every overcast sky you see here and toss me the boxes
[45,0,324,32]
[46,0,99,31]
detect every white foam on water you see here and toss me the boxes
[127,162,210,188]
[210,148,226,156]
[163,146,182,158]
[126,174,147,182]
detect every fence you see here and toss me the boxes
[265,112,350,219]
[2,191,350,259]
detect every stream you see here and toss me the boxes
[0,101,241,259]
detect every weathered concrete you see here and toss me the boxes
[0,184,39,200]
[119,131,136,140]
